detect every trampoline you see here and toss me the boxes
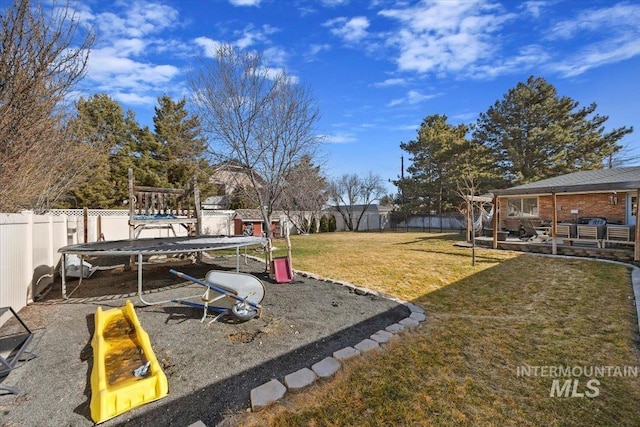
[58,235,267,304]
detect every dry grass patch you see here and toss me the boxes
[236,232,640,426]
[274,232,519,301]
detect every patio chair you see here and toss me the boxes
[519,218,550,242]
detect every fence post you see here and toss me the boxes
[48,213,54,268]
[21,210,34,305]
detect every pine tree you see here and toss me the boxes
[65,94,134,208]
[473,76,633,185]
[153,95,209,188]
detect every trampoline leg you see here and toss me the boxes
[61,254,67,299]
[138,253,143,296]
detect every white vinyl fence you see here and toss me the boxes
[0,211,68,322]
[0,209,237,323]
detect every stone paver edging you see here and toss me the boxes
[247,267,427,412]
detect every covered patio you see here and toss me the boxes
[487,167,640,262]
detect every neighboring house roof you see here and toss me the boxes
[201,195,229,209]
[494,167,640,196]
[210,161,265,191]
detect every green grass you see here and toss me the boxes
[238,232,640,426]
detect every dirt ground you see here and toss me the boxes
[0,254,409,426]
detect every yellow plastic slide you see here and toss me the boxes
[90,300,168,424]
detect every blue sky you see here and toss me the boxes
[63,0,640,194]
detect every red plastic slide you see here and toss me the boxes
[272,257,293,283]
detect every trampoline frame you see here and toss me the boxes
[58,235,267,305]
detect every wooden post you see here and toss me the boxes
[492,195,499,249]
[127,168,135,271]
[83,207,88,243]
[551,191,557,255]
[285,224,294,280]
[466,197,472,242]
[635,188,640,262]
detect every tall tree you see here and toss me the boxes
[0,0,95,212]
[65,94,138,208]
[397,114,473,214]
[328,172,385,231]
[190,44,322,266]
[473,75,633,185]
[153,95,209,188]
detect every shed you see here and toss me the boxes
[233,209,281,237]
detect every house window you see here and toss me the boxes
[507,197,538,217]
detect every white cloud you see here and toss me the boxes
[79,2,186,109]
[92,1,180,39]
[229,0,261,6]
[378,0,515,76]
[308,43,332,57]
[546,3,640,76]
[520,0,547,18]
[326,132,357,144]
[324,16,370,43]
[321,0,350,6]
[87,47,180,89]
[551,36,640,77]
[114,92,158,106]
[467,44,550,79]
[263,46,288,67]
[372,78,406,87]
[194,37,222,58]
[451,112,478,122]
[233,24,280,49]
[549,3,640,40]
[388,90,437,107]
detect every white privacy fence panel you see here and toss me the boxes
[202,211,235,235]
[0,209,238,322]
[50,209,237,240]
[0,213,31,316]
[0,212,68,323]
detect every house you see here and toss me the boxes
[490,166,640,260]
[204,161,263,210]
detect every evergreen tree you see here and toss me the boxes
[473,76,633,185]
[397,114,473,214]
[65,94,134,208]
[153,94,209,188]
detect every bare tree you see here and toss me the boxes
[190,44,322,266]
[0,0,95,212]
[279,155,327,234]
[328,172,386,231]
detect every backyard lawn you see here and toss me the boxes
[239,232,640,426]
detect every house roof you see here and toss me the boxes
[493,167,640,196]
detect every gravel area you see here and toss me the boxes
[0,255,409,426]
